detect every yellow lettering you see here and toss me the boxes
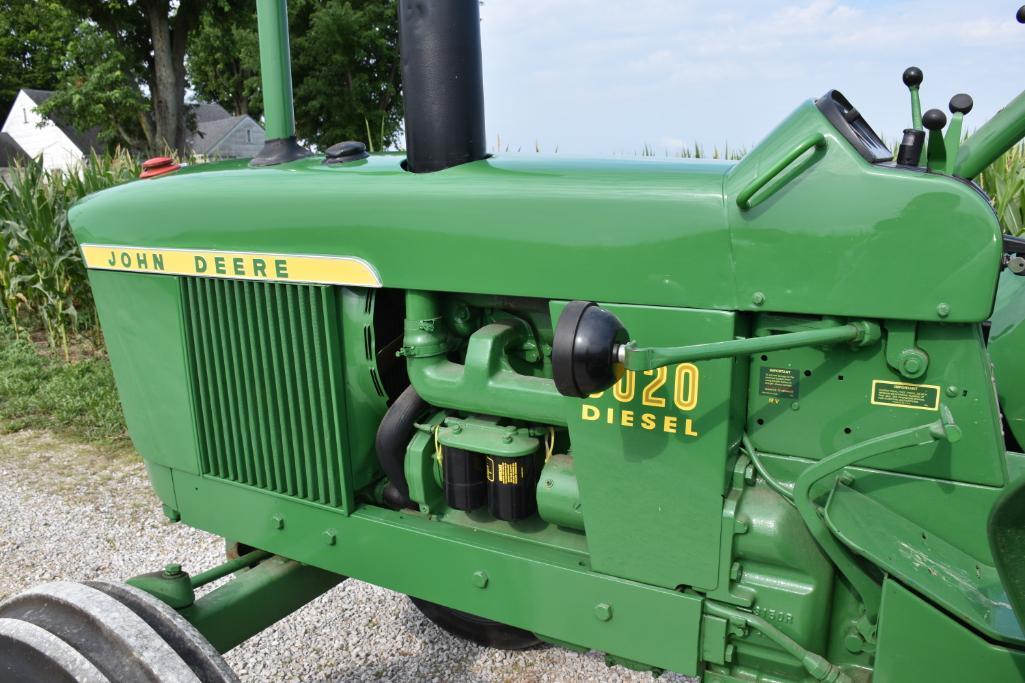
[641,367,668,408]
[613,370,636,403]
[641,413,657,430]
[581,404,600,421]
[673,363,700,411]
[606,408,615,424]
[620,410,634,427]
[663,416,678,433]
[684,419,699,437]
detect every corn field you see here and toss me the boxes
[0,150,140,358]
[2,144,1025,358]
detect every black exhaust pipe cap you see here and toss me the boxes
[552,301,629,398]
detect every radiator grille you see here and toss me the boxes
[182,277,347,507]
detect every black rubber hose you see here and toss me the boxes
[375,385,429,509]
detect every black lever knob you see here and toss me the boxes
[923,109,947,131]
[1017,5,1025,23]
[903,67,923,88]
[949,94,974,115]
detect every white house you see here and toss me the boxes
[0,89,267,173]
[1,89,96,171]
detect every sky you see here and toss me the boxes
[476,0,1025,157]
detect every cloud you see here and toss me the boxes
[480,0,1025,155]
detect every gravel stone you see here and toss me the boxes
[1,430,696,682]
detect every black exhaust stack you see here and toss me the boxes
[398,0,486,173]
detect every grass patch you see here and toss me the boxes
[0,325,128,445]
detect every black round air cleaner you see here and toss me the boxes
[552,301,629,398]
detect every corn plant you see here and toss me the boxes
[0,149,139,358]
[979,142,1025,236]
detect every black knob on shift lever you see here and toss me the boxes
[903,67,923,88]
[923,109,947,131]
[949,94,974,115]
[1017,5,1025,23]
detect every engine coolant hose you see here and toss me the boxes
[375,385,428,510]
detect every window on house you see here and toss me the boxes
[246,128,252,143]
[22,108,27,124]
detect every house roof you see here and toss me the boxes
[190,115,251,155]
[0,132,27,166]
[21,89,102,154]
[192,101,231,124]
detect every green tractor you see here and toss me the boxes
[6,1,1025,680]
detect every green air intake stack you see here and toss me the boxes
[252,0,309,166]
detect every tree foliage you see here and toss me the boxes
[188,0,403,151]
[35,22,149,150]
[0,0,76,115]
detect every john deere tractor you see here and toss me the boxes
[5,2,1025,681]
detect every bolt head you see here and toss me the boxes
[729,561,744,581]
[936,303,951,318]
[751,292,766,306]
[163,563,182,577]
[323,529,337,546]
[594,602,613,621]
[471,570,489,588]
[272,514,285,530]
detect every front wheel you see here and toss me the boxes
[408,597,542,650]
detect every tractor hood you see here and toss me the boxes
[70,99,1003,322]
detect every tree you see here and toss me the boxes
[187,0,402,151]
[36,22,150,151]
[188,8,261,118]
[59,0,234,153]
[0,0,77,114]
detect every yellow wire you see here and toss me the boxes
[434,424,443,466]
[545,426,555,463]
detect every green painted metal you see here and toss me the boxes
[70,110,1001,324]
[956,89,1025,179]
[180,555,343,653]
[404,411,446,514]
[622,320,878,372]
[989,269,1025,449]
[536,454,583,530]
[171,471,704,674]
[255,0,296,141]
[910,85,923,131]
[556,300,746,591]
[88,271,202,474]
[703,600,850,683]
[404,291,568,425]
[793,413,960,627]
[65,35,1025,679]
[437,415,540,457]
[189,549,273,589]
[746,319,1006,487]
[182,278,355,510]
[825,481,1023,645]
[990,473,1025,633]
[873,579,1025,682]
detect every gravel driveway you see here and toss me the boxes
[1,430,694,682]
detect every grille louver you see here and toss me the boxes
[182,277,348,507]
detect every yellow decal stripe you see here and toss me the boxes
[80,244,381,287]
